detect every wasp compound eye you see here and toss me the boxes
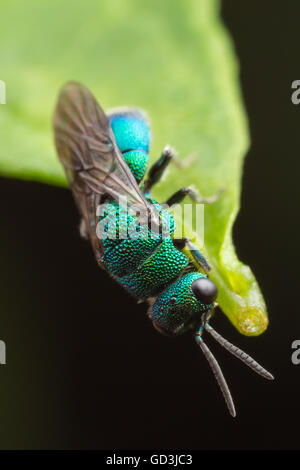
[191,278,218,305]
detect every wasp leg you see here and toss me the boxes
[143,146,175,194]
[165,186,223,206]
[174,238,211,274]
[165,186,199,206]
[79,218,89,240]
[172,153,196,169]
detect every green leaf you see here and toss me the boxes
[0,0,268,335]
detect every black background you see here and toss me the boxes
[0,1,299,449]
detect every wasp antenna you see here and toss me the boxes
[205,324,274,381]
[195,335,236,418]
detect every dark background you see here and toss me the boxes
[0,1,299,449]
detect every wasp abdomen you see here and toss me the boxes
[109,109,150,183]
[122,150,149,183]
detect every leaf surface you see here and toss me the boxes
[0,0,267,335]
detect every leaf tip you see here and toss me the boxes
[236,306,268,336]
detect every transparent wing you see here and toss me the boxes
[53,82,160,262]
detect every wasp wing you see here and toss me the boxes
[53,82,160,265]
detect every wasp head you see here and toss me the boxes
[150,273,218,336]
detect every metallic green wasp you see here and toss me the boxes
[53,82,273,417]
